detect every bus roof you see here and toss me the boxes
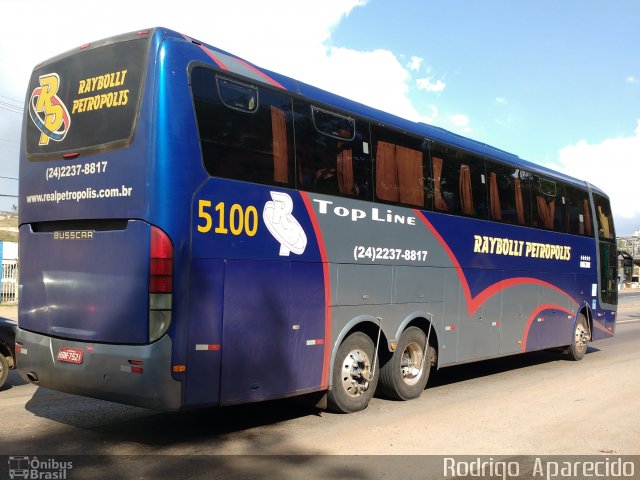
[161,28,600,194]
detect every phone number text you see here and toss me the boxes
[354,245,428,263]
[46,161,108,181]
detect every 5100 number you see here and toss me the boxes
[197,200,258,236]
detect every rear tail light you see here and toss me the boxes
[149,226,173,342]
[150,227,173,293]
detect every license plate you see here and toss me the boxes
[56,347,84,364]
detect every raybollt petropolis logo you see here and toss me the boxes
[29,73,71,146]
[263,191,307,256]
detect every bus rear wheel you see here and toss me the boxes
[327,331,378,413]
[379,326,431,401]
[566,313,590,361]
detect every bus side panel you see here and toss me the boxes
[525,309,572,352]
[441,268,461,365]
[596,309,616,340]
[219,260,325,405]
[333,263,393,306]
[539,272,576,346]
[457,269,501,362]
[499,279,541,355]
[184,258,225,407]
[289,260,327,382]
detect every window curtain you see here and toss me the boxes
[375,142,423,206]
[432,156,448,211]
[598,206,611,239]
[337,149,354,194]
[459,164,473,215]
[271,107,288,184]
[583,199,592,236]
[536,195,555,229]
[515,178,525,225]
[376,141,399,202]
[489,172,502,221]
[397,145,424,206]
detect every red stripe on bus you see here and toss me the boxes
[301,192,331,388]
[521,304,574,352]
[183,34,230,70]
[199,46,230,70]
[183,34,283,87]
[414,210,578,316]
[233,57,286,90]
[414,210,473,303]
[471,277,578,315]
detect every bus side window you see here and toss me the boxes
[533,176,557,231]
[563,185,593,237]
[593,193,617,305]
[190,67,295,187]
[371,126,430,209]
[486,162,532,226]
[552,184,568,234]
[429,144,486,218]
[594,193,615,241]
[294,101,371,200]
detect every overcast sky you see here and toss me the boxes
[1,0,639,234]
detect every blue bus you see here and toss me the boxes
[17,28,617,413]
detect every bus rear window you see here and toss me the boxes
[191,67,295,187]
[25,36,148,160]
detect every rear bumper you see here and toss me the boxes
[16,328,182,410]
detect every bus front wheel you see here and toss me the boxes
[566,313,590,361]
[379,326,431,400]
[327,331,378,413]
[0,354,9,389]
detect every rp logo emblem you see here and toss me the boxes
[29,73,71,145]
[263,191,307,256]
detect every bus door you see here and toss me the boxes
[219,259,326,405]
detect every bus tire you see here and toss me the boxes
[379,326,431,401]
[327,331,378,413]
[0,354,9,389]
[566,313,590,361]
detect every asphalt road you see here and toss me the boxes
[1,300,639,478]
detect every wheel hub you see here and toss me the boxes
[575,323,590,352]
[400,341,424,386]
[340,348,372,397]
